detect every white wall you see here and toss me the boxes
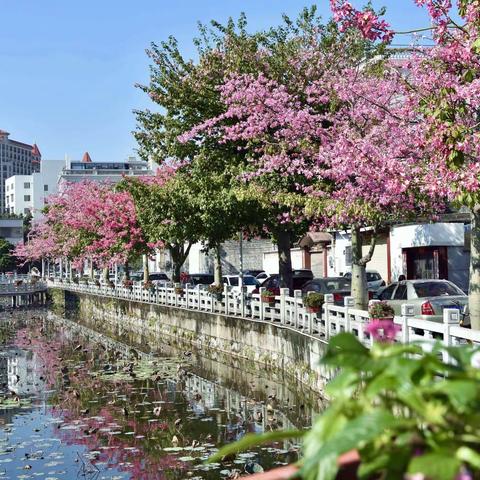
[5,175,32,215]
[5,160,65,218]
[263,247,305,274]
[389,223,465,280]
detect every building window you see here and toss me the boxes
[344,246,352,266]
[10,194,13,201]
[43,184,48,192]
[24,195,30,202]
[23,182,30,189]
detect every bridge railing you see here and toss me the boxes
[49,278,480,358]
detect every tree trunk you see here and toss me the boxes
[102,267,109,283]
[124,261,130,280]
[469,207,480,329]
[169,243,192,283]
[142,254,149,283]
[214,245,222,285]
[351,226,377,310]
[277,230,293,290]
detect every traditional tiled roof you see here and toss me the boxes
[32,143,41,157]
[82,152,92,163]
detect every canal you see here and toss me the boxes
[0,308,324,479]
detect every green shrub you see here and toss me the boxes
[303,292,324,308]
[369,300,395,318]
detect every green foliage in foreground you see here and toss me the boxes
[212,333,480,480]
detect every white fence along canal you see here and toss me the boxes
[48,278,480,361]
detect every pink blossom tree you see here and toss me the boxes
[16,181,149,279]
[181,38,441,307]
[330,0,480,324]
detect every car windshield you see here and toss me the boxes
[322,278,351,291]
[149,274,168,281]
[227,277,239,286]
[243,276,257,286]
[366,272,381,281]
[190,275,213,285]
[413,281,465,298]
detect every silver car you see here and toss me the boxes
[344,270,386,292]
[376,279,469,325]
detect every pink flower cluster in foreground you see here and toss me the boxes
[366,319,401,342]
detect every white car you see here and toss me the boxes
[343,270,386,292]
[222,275,259,294]
[255,272,270,281]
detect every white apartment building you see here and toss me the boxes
[58,153,153,185]
[5,159,64,218]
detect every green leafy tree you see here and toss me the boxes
[0,238,16,272]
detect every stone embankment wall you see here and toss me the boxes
[50,288,330,393]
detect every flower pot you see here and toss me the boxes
[246,451,360,479]
[306,305,322,313]
[261,295,275,305]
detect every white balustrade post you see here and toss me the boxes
[224,284,229,315]
[259,287,266,321]
[343,296,354,333]
[185,283,190,309]
[293,290,302,329]
[279,288,289,324]
[211,286,215,313]
[198,286,202,311]
[443,308,461,363]
[174,283,180,308]
[400,304,415,344]
[240,286,246,318]
[324,294,334,340]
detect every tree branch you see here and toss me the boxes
[358,227,377,266]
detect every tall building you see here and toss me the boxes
[5,159,64,218]
[0,129,41,213]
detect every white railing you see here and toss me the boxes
[48,279,480,360]
[0,280,47,295]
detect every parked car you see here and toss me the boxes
[376,279,469,325]
[187,273,214,286]
[148,272,170,285]
[253,270,314,296]
[255,272,270,281]
[244,269,265,278]
[222,275,259,294]
[302,277,352,306]
[130,272,143,282]
[343,270,385,291]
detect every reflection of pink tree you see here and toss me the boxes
[14,325,187,480]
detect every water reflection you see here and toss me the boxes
[0,309,323,479]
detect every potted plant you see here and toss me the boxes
[213,334,480,480]
[208,284,224,301]
[143,280,155,291]
[94,279,101,287]
[368,300,395,320]
[107,279,115,289]
[14,279,23,287]
[261,289,276,305]
[303,292,324,313]
[72,277,79,285]
[123,278,133,290]
[175,286,185,296]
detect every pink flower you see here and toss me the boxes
[365,319,401,343]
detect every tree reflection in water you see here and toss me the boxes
[0,311,313,479]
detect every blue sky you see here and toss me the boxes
[0,1,432,162]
